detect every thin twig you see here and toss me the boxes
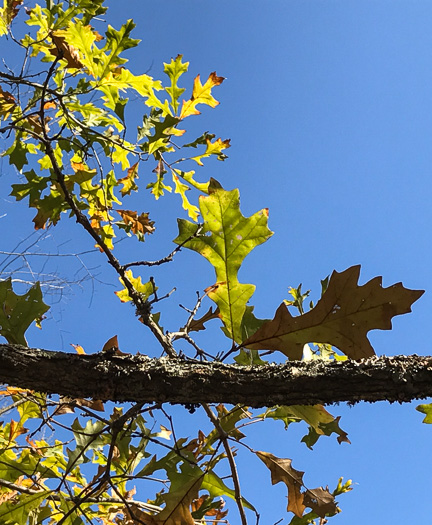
[124,224,204,269]
[202,403,248,525]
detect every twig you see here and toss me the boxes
[202,403,248,525]
[123,224,203,269]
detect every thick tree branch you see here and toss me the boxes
[1,344,432,407]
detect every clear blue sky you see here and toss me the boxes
[1,1,432,523]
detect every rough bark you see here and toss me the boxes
[0,344,431,407]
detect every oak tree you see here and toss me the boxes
[0,2,429,524]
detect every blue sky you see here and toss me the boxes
[1,0,432,523]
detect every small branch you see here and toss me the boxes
[123,224,203,269]
[202,403,248,525]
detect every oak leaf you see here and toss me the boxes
[116,209,155,240]
[257,451,338,518]
[0,278,49,346]
[50,32,84,69]
[115,270,155,303]
[118,162,139,196]
[243,265,424,360]
[257,451,306,517]
[174,188,273,341]
[303,486,339,518]
[180,72,224,119]
[0,86,17,120]
[187,307,220,333]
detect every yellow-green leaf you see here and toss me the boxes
[115,270,155,303]
[164,54,189,114]
[174,188,273,341]
[0,279,49,346]
[172,172,199,221]
[180,71,224,119]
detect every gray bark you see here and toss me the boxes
[0,344,431,407]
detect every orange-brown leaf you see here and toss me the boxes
[71,343,86,355]
[244,265,424,360]
[43,101,56,110]
[55,396,105,415]
[116,209,155,237]
[0,86,17,119]
[257,451,306,517]
[50,33,84,69]
[118,162,139,196]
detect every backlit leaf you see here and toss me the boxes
[262,405,350,448]
[115,270,155,303]
[174,188,273,341]
[191,137,230,166]
[180,72,224,119]
[244,265,424,360]
[201,471,256,511]
[0,279,49,346]
[416,403,432,423]
[164,54,189,114]
[118,162,139,196]
[257,451,306,517]
[116,209,155,241]
[0,0,23,36]
[172,172,200,221]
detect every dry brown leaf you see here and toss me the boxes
[50,32,84,69]
[102,335,119,352]
[188,307,220,332]
[257,451,306,517]
[55,396,105,415]
[116,209,155,237]
[244,265,424,360]
[303,486,339,518]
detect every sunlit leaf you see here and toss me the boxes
[244,266,424,360]
[174,188,273,341]
[180,72,224,119]
[0,279,49,346]
[115,270,155,303]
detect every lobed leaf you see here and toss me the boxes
[180,72,224,119]
[174,188,273,341]
[0,279,49,346]
[244,265,424,360]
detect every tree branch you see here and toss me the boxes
[1,344,432,407]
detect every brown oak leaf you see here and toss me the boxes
[243,265,424,360]
[257,451,306,517]
[188,306,220,333]
[116,209,155,239]
[50,33,84,69]
[257,451,338,518]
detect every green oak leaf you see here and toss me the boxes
[202,471,256,511]
[0,279,50,346]
[172,171,199,221]
[10,169,49,205]
[174,188,273,341]
[261,405,350,449]
[416,403,432,423]
[164,54,189,114]
[4,137,38,171]
[0,492,50,525]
